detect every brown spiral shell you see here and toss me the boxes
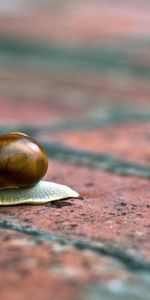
[0,132,48,189]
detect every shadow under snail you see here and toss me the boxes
[0,132,79,205]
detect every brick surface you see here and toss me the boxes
[0,229,140,300]
[0,160,150,259]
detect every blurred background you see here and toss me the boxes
[0,3,150,300]
[0,0,150,132]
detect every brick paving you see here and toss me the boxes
[0,1,150,300]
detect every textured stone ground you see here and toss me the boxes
[0,1,150,300]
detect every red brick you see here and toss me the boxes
[42,123,150,166]
[0,3,150,44]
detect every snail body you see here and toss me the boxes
[0,181,79,205]
[0,132,79,205]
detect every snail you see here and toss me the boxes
[0,132,79,205]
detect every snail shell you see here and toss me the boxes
[0,132,48,189]
[0,132,79,205]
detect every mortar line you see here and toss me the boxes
[43,143,150,179]
[0,220,150,273]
